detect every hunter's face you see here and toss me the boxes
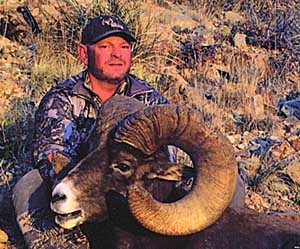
[86,36,132,84]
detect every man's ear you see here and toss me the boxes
[77,44,88,65]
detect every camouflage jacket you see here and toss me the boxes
[33,70,170,180]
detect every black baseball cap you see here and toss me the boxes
[81,15,136,45]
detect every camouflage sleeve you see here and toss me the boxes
[130,85,169,106]
[146,89,169,106]
[33,90,83,179]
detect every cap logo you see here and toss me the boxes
[102,17,124,30]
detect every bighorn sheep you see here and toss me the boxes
[51,96,300,249]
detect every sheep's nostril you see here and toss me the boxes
[51,193,66,203]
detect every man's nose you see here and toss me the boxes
[111,46,121,57]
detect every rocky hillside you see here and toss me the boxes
[145,0,300,214]
[0,0,300,247]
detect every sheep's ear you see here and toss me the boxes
[147,163,195,182]
[145,162,184,181]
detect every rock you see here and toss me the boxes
[41,4,60,19]
[233,33,247,48]
[31,7,40,17]
[269,140,296,161]
[243,131,256,142]
[238,156,261,179]
[277,97,300,119]
[223,11,245,24]
[246,191,271,211]
[227,134,242,145]
[236,142,248,151]
[281,161,300,185]
[287,132,300,151]
[283,117,300,134]
[271,179,291,194]
[249,137,280,157]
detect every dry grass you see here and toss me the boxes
[0,0,299,210]
[29,37,83,102]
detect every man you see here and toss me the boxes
[13,15,171,248]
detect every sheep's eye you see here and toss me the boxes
[117,162,131,172]
[111,161,134,179]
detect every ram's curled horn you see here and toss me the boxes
[113,105,238,236]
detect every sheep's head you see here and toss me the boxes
[51,95,238,235]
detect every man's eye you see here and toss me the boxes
[99,45,109,49]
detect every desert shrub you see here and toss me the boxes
[0,98,35,186]
[168,0,299,133]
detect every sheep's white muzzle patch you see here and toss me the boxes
[51,181,84,229]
